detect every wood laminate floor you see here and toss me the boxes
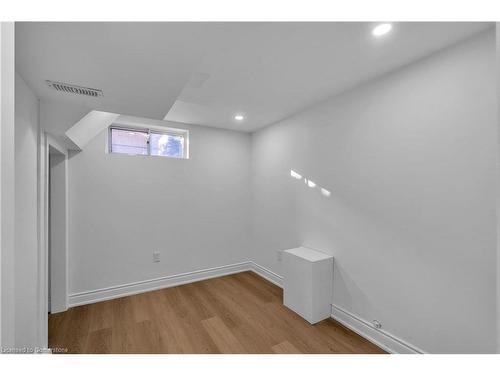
[48,271,386,354]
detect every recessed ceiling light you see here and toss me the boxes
[234,114,244,121]
[372,23,392,37]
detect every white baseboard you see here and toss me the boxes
[68,261,252,307]
[250,262,283,287]
[68,261,283,307]
[330,304,425,354]
[248,265,423,354]
[67,261,421,354]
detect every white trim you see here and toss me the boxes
[37,130,47,348]
[0,21,16,348]
[38,133,70,348]
[65,260,423,354]
[1,21,3,347]
[248,264,423,354]
[330,304,425,354]
[46,134,68,156]
[46,135,69,314]
[68,261,252,307]
[250,261,283,287]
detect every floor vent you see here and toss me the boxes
[46,80,103,97]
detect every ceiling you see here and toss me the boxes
[16,22,492,133]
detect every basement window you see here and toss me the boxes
[109,126,188,159]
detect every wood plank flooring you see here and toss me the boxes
[48,271,386,354]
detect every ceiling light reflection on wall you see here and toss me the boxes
[372,23,392,37]
[234,114,244,121]
[290,169,302,179]
[290,168,331,197]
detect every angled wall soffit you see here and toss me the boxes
[65,111,120,150]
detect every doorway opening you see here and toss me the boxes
[47,143,68,315]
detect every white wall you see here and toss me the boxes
[14,73,40,347]
[40,99,90,150]
[251,30,497,353]
[1,22,16,348]
[496,22,500,354]
[68,118,252,295]
[19,26,496,354]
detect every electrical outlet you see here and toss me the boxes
[277,250,282,261]
[153,251,160,263]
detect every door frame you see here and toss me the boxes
[38,132,68,348]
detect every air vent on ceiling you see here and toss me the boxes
[46,80,103,97]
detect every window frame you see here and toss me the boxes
[108,124,189,159]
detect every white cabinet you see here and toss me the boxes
[283,247,333,324]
